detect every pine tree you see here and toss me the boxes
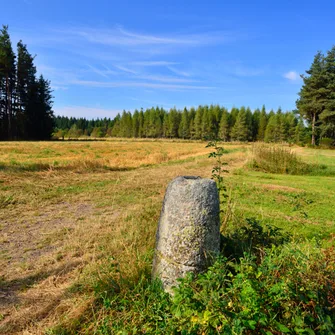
[296,51,327,145]
[23,75,54,140]
[0,25,16,139]
[218,108,230,141]
[194,106,203,139]
[153,107,163,137]
[16,40,36,138]
[0,26,54,140]
[111,113,121,137]
[320,46,335,138]
[147,108,157,137]
[132,109,140,137]
[178,108,190,139]
[210,104,221,137]
[264,114,280,142]
[119,111,133,137]
[162,112,169,138]
[295,117,307,144]
[188,107,196,139]
[142,109,150,137]
[231,107,248,141]
[230,107,239,129]
[138,109,144,138]
[257,105,267,141]
[276,108,288,142]
[167,108,180,138]
[245,107,253,141]
[201,106,210,138]
[251,108,260,141]
[35,76,54,139]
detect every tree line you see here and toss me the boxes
[54,105,308,144]
[296,45,335,145]
[0,25,54,140]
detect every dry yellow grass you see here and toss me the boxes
[0,140,215,171]
[0,140,247,334]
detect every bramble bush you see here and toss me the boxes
[170,241,335,335]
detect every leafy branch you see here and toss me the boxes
[206,138,229,200]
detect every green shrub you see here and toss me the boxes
[249,144,326,175]
[170,242,335,334]
[319,137,334,148]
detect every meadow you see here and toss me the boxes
[0,140,334,334]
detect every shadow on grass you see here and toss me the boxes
[220,218,291,261]
[0,162,135,173]
[0,260,83,334]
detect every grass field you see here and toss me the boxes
[0,140,334,334]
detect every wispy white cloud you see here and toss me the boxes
[54,105,123,118]
[114,65,138,74]
[35,64,80,90]
[58,26,233,48]
[87,64,117,78]
[283,71,300,81]
[70,79,215,91]
[167,66,191,77]
[21,25,247,103]
[133,74,196,83]
[90,64,193,82]
[131,61,179,66]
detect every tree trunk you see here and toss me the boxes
[311,112,316,146]
[6,75,12,140]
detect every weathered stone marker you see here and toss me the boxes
[152,176,220,293]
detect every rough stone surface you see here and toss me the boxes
[152,176,220,293]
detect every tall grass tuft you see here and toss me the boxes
[249,143,327,175]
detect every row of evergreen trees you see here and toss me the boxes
[0,25,54,140]
[296,46,335,145]
[54,105,308,143]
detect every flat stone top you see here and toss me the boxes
[166,176,217,196]
[170,176,215,185]
[178,176,201,180]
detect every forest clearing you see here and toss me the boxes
[0,140,334,334]
[1,0,335,333]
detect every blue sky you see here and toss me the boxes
[2,0,335,119]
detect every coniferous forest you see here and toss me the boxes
[0,25,54,140]
[54,106,308,144]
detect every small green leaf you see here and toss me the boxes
[247,320,257,329]
[276,323,290,333]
